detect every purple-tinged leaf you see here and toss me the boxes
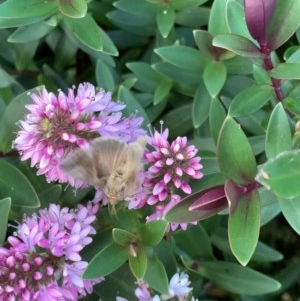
[165,186,227,223]
[213,34,261,58]
[244,0,277,44]
[266,0,300,51]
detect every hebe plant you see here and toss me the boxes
[0,0,300,300]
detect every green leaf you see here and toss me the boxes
[98,26,119,56]
[144,253,169,294]
[8,21,54,43]
[38,184,62,206]
[138,220,167,246]
[0,160,40,208]
[253,241,283,262]
[63,14,102,51]
[113,228,136,246]
[84,242,128,279]
[270,63,300,79]
[0,88,40,153]
[226,184,260,266]
[117,86,150,128]
[0,197,11,244]
[217,117,257,185]
[209,97,226,144]
[256,150,300,199]
[266,0,300,51]
[96,59,116,92]
[229,85,272,117]
[0,0,57,19]
[153,79,172,105]
[170,0,208,10]
[160,104,193,139]
[155,45,208,71]
[278,197,300,235]
[203,61,227,97]
[196,261,281,295]
[58,0,87,18]
[129,243,147,279]
[265,103,292,159]
[156,7,175,38]
[192,83,211,128]
[213,34,261,58]
[94,264,136,300]
[173,224,214,258]
[208,0,230,35]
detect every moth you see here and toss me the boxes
[60,136,147,206]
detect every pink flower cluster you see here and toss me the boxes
[128,126,203,231]
[14,83,145,186]
[0,203,103,301]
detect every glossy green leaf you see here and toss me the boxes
[126,62,165,91]
[203,61,227,97]
[138,220,167,246]
[155,45,208,71]
[153,79,172,105]
[196,261,281,295]
[256,150,300,199]
[94,264,136,300]
[213,34,261,58]
[209,97,226,144]
[129,243,147,279]
[229,85,272,117]
[0,0,57,19]
[144,253,169,294]
[63,14,102,51]
[270,63,300,79]
[192,83,211,128]
[265,103,292,159]
[226,183,260,266]
[156,7,175,38]
[84,242,128,279]
[113,0,157,16]
[278,197,300,235]
[226,0,254,42]
[170,0,208,10]
[173,224,214,258]
[96,59,116,92]
[118,86,150,128]
[0,160,40,208]
[113,228,136,246]
[98,26,119,56]
[8,21,54,43]
[0,197,11,244]
[266,0,300,51]
[38,184,62,206]
[217,117,257,185]
[208,0,230,35]
[160,104,193,139]
[253,241,283,262]
[58,0,87,18]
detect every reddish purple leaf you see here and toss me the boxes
[244,0,277,44]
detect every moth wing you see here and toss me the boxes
[60,148,100,187]
[91,137,128,174]
[122,136,147,196]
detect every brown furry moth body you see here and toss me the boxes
[60,136,146,206]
